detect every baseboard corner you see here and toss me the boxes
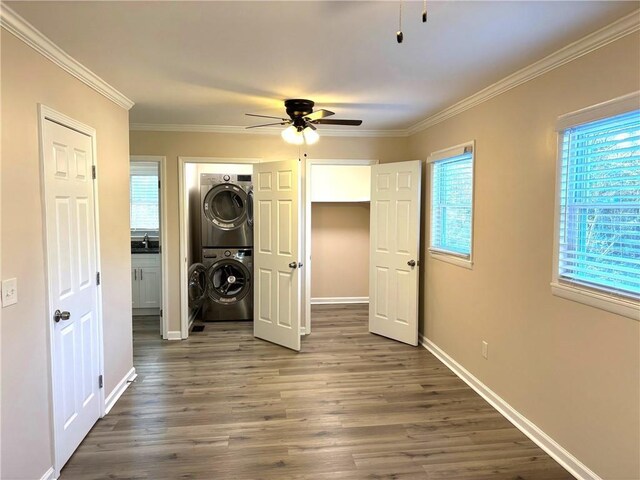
[166,330,182,340]
[40,466,56,480]
[418,334,602,480]
[104,367,137,415]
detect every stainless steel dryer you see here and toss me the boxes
[201,173,253,248]
[200,247,253,321]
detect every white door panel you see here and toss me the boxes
[139,266,161,308]
[253,159,301,351]
[369,160,421,346]
[43,119,101,468]
[131,268,139,308]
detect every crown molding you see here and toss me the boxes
[8,0,630,132]
[129,123,408,138]
[407,8,640,135]
[0,4,135,110]
[131,6,639,140]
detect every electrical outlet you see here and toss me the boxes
[2,278,18,307]
[482,340,489,359]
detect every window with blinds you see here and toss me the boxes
[557,109,640,300]
[429,145,474,262]
[130,163,159,232]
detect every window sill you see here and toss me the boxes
[551,282,640,321]
[429,250,473,269]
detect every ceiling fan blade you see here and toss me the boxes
[303,109,335,121]
[246,121,289,129]
[246,113,289,121]
[313,119,363,126]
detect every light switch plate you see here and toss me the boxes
[2,278,18,307]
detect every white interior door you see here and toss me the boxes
[42,119,101,469]
[253,159,301,351]
[369,160,422,346]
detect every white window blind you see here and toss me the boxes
[557,109,640,300]
[429,147,474,258]
[130,163,159,232]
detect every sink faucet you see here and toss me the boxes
[142,233,149,249]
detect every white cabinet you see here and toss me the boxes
[132,254,161,311]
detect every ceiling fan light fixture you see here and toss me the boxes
[302,126,319,145]
[281,125,304,145]
[248,99,361,140]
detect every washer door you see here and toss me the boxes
[188,263,207,308]
[203,184,248,230]
[206,259,251,304]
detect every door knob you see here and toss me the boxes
[407,259,417,267]
[54,310,71,323]
[289,262,297,269]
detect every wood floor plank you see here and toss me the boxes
[59,305,574,479]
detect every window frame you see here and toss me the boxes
[427,140,476,269]
[551,92,640,321]
[130,161,160,237]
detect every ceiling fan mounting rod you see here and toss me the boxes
[284,99,315,119]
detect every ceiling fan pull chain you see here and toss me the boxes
[397,0,404,43]
[422,0,427,23]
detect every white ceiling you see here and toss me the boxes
[6,1,638,131]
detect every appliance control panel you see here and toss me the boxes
[200,173,253,185]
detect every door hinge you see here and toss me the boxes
[158,180,161,189]
[96,272,101,285]
[160,309,163,317]
[92,165,97,179]
[98,375,103,389]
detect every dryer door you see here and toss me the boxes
[206,259,252,304]
[187,263,207,309]
[203,184,249,230]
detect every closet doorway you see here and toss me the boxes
[303,159,378,334]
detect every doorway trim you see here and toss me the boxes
[38,104,105,477]
[130,155,169,339]
[177,156,262,339]
[303,158,378,335]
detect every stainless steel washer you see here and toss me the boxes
[200,247,253,321]
[201,173,253,248]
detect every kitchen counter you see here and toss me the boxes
[131,248,160,254]
[131,239,160,254]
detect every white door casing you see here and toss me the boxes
[253,159,301,351]
[369,160,422,346]
[42,118,102,468]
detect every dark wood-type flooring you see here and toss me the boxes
[60,304,574,479]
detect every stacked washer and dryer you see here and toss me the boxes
[188,172,254,321]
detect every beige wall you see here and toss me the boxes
[408,32,640,479]
[130,131,407,332]
[1,30,132,479]
[311,202,369,299]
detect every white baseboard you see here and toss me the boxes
[40,466,56,480]
[104,367,137,415]
[419,335,602,480]
[166,330,182,340]
[311,296,369,305]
